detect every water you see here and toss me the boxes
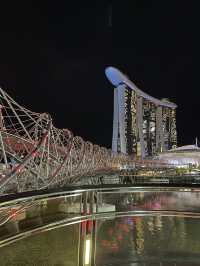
[96,216,200,265]
[1,189,200,265]
[0,224,80,266]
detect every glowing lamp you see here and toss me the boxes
[84,238,91,265]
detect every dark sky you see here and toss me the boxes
[0,1,199,148]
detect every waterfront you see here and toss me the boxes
[96,216,200,265]
[1,188,200,265]
[0,224,79,266]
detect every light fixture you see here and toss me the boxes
[84,238,91,265]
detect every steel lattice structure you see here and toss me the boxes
[0,87,130,195]
[0,87,185,196]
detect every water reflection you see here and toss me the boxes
[96,190,200,265]
[0,194,82,242]
[101,190,200,213]
[1,189,200,265]
[0,224,79,266]
[96,215,200,265]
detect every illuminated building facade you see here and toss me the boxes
[156,145,200,167]
[105,67,177,157]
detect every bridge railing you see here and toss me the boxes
[1,185,200,249]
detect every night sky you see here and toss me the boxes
[0,1,199,148]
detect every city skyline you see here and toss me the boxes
[0,2,199,148]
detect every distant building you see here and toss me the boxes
[105,67,177,157]
[156,145,200,167]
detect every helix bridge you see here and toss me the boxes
[0,88,132,195]
[0,87,184,196]
[0,89,199,266]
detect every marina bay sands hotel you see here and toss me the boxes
[105,67,177,158]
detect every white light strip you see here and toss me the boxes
[85,239,91,265]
